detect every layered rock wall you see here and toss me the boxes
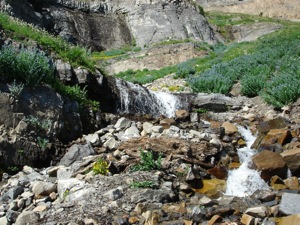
[0,0,218,50]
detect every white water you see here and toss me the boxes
[115,78,181,118]
[225,126,269,197]
[152,91,181,118]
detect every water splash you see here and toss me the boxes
[225,126,269,197]
[115,78,181,118]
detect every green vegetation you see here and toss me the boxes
[25,116,52,132]
[8,80,24,98]
[131,149,163,171]
[0,13,94,70]
[37,137,49,151]
[130,180,156,188]
[92,45,141,61]
[93,158,109,175]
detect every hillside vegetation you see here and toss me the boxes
[113,12,300,108]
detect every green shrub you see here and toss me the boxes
[241,75,266,97]
[189,72,233,94]
[130,181,156,188]
[8,80,24,98]
[131,149,163,171]
[261,73,300,108]
[174,62,196,79]
[0,46,54,87]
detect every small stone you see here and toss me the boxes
[245,205,270,218]
[143,122,154,134]
[207,215,222,225]
[151,125,164,133]
[33,205,47,212]
[241,213,255,225]
[14,211,40,225]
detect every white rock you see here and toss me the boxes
[114,117,132,130]
[143,122,154,134]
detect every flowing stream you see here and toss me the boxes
[115,78,181,118]
[225,126,269,197]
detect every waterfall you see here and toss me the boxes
[114,78,181,118]
[225,126,269,197]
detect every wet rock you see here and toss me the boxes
[252,150,287,181]
[59,143,95,166]
[281,148,300,175]
[279,193,300,215]
[194,179,226,198]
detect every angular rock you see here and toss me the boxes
[279,214,300,225]
[59,143,95,166]
[32,181,57,197]
[84,133,101,146]
[245,205,270,218]
[281,148,300,175]
[279,193,300,215]
[114,117,132,130]
[103,137,118,150]
[252,150,287,181]
[14,211,40,225]
[143,122,154,134]
[222,122,238,135]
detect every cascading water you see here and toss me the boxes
[115,78,181,118]
[225,126,269,197]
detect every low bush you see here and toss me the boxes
[174,61,196,79]
[131,149,163,171]
[188,71,233,94]
[261,73,300,108]
[0,46,54,87]
[130,181,156,188]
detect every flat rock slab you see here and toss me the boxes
[279,193,300,215]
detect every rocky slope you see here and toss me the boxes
[197,0,300,21]
[0,0,218,50]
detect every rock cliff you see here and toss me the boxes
[0,0,218,50]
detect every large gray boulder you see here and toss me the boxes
[279,193,300,215]
[59,142,95,166]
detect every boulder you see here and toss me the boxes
[14,211,40,225]
[221,122,238,135]
[59,143,95,166]
[32,181,57,197]
[252,150,287,181]
[279,193,300,215]
[281,148,300,175]
[279,214,300,225]
[114,117,132,130]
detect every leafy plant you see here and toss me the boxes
[24,116,52,132]
[37,137,49,150]
[0,45,54,87]
[93,158,109,175]
[193,108,208,114]
[131,149,163,171]
[8,80,24,98]
[130,181,156,188]
[174,61,196,79]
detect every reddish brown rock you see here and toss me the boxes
[284,177,300,190]
[207,166,228,179]
[159,118,175,129]
[257,118,289,134]
[281,148,300,175]
[252,150,287,181]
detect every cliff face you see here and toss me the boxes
[0,0,218,50]
[197,0,300,21]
